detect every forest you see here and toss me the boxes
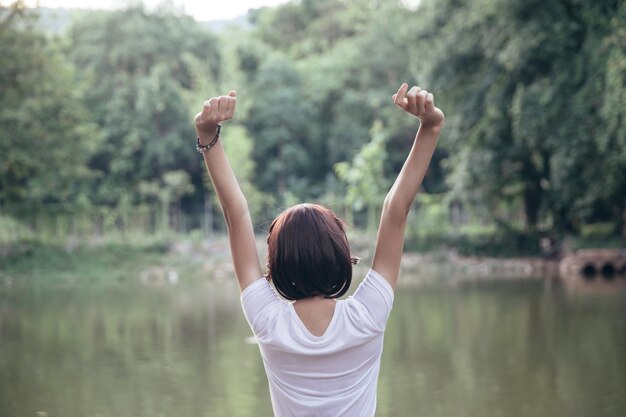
[1,0,625,257]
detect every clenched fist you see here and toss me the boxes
[393,83,444,128]
[194,90,237,142]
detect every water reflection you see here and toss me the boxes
[0,281,273,417]
[0,277,625,417]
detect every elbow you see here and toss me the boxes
[222,199,251,227]
[382,194,410,224]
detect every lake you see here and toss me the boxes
[1,274,625,417]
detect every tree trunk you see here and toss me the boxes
[523,184,542,232]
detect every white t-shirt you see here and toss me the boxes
[241,269,394,417]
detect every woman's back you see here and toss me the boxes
[241,270,394,417]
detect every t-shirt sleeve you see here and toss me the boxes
[240,278,282,338]
[351,269,395,332]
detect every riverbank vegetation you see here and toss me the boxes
[1,0,625,265]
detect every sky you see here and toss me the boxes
[26,0,292,21]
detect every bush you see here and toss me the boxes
[580,222,617,239]
[406,230,542,258]
[0,214,34,243]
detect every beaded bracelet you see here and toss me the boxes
[196,124,222,153]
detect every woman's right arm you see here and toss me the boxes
[195,91,263,292]
[371,83,445,289]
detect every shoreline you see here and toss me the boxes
[1,236,624,288]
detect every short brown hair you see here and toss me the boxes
[266,204,353,300]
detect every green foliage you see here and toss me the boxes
[138,170,195,231]
[419,0,626,234]
[0,10,98,204]
[406,230,543,258]
[0,240,170,283]
[138,171,194,206]
[0,213,34,243]
[220,125,273,222]
[1,0,624,252]
[579,222,618,239]
[63,5,220,205]
[253,0,375,56]
[335,120,389,229]
[568,235,626,251]
[246,57,320,202]
[408,193,451,237]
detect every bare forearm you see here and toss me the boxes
[384,124,442,220]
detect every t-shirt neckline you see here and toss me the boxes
[289,300,341,340]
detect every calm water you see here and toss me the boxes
[1,275,625,417]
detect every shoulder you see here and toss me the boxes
[343,269,395,332]
[241,277,286,311]
[241,277,272,302]
[241,278,287,334]
[352,269,394,306]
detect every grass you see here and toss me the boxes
[1,240,161,283]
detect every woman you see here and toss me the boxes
[194,83,444,417]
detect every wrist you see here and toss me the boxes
[196,125,219,146]
[195,124,222,153]
[419,119,444,133]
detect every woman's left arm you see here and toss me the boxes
[195,91,263,292]
[371,84,444,289]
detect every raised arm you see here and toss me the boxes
[372,83,445,289]
[194,91,263,291]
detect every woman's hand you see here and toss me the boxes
[194,90,237,140]
[393,83,445,129]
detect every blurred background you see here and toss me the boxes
[0,0,625,416]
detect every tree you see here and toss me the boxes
[245,58,319,202]
[64,5,222,207]
[0,5,98,205]
[243,0,417,207]
[335,121,389,230]
[418,0,626,234]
